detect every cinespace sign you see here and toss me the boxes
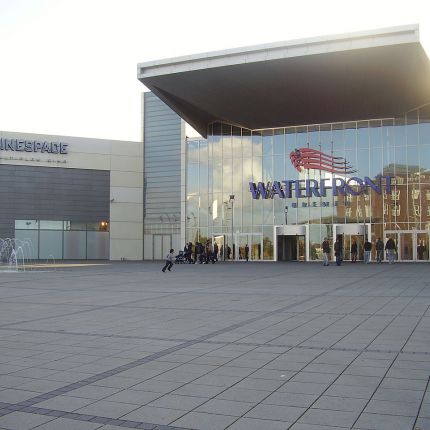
[249,148,393,200]
[0,138,68,154]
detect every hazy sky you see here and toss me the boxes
[1,0,430,141]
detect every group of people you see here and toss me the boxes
[322,237,397,266]
[182,241,223,264]
[162,241,250,272]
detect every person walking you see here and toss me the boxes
[350,241,357,263]
[322,237,330,266]
[183,243,188,262]
[185,242,193,264]
[193,242,198,264]
[364,239,372,264]
[385,238,397,264]
[195,242,201,264]
[207,241,215,264]
[198,242,204,264]
[245,244,249,262]
[375,238,384,263]
[162,249,175,272]
[334,239,342,266]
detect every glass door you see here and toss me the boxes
[238,235,247,260]
[416,232,429,261]
[384,231,430,262]
[297,235,306,261]
[237,234,263,261]
[251,234,262,261]
[213,235,225,261]
[400,233,413,261]
[343,235,351,261]
[342,234,364,261]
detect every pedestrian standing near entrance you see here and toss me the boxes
[385,238,396,264]
[322,238,330,266]
[334,239,342,266]
[245,244,249,262]
[364,240,372,264]
[162,249,175,272]
[376,238,384,263]
[213,242,219,262]
[351,241,357,263]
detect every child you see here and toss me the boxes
[162,249,175,272]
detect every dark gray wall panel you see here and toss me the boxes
[0,165,109,238]
[144,92,182,228]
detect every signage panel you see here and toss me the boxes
[0,138,68,154]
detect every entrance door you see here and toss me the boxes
[334,224,368,262]
[343,234,364,261]
[417,232,429,261]
[400,233,413,261]
[277,235,305,261]
[384,231,430,262]
[213,235,225,261]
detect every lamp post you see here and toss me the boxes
[229,195,235,260]
[285,206,288,225]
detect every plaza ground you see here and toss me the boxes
[0,261,429,430]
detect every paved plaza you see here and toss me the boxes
[0,261,429,430]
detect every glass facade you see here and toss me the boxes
[14,220,110,260]
[186,104,430,261]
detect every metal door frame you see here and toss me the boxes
[274,225,309,262]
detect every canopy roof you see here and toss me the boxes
[138,25,430,137]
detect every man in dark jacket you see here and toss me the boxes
[364,240,372,264]
[375,238,384,263]
[350,241,358,263]
[334,239,342,266]
[322,238,330,266]
[385,238,397,264]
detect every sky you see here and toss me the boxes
[1,0,430,142]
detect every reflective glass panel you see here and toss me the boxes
[15,220,38,230]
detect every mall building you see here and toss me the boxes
[138,24,430,262]
[2,25,430,262]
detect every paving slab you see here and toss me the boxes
[0,261,429,429]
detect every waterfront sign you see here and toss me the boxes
[249,176,393,199]
[250,147,393,199]
[0,138,68,154]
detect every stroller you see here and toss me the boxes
[174,250,187,264]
